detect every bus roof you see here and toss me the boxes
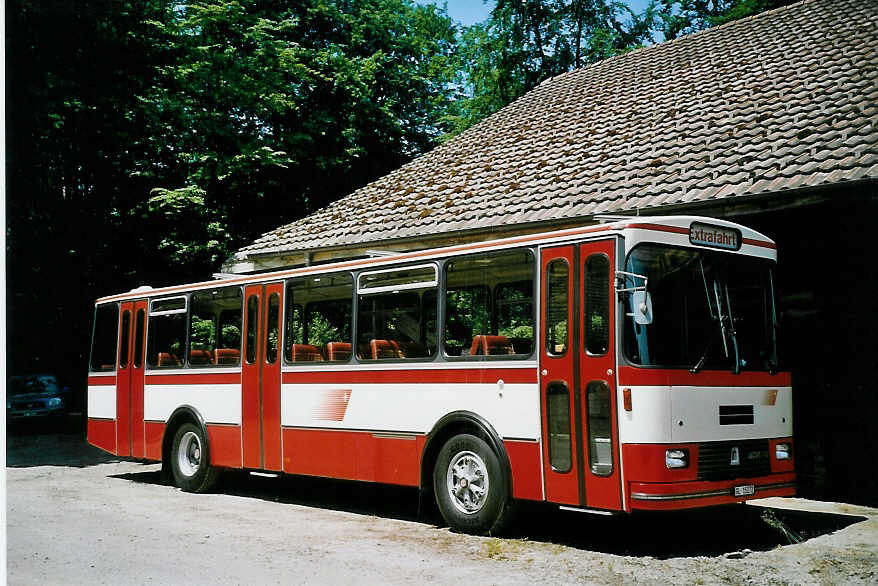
[96,215,775,304]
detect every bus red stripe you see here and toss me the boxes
[146,373,241,385]
[618,367,791,387]
[88,376,117,386]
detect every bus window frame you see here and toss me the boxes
[89,302,121,373]
[146,294,190,370]
[441,247,537,363]
[283,271,354,366]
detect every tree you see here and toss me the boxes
[449,0,655,133]
[654,0,797,41]
[5,0,459,383]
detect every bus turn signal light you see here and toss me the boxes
[623,388,632,411]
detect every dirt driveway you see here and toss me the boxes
[6,423,877,585]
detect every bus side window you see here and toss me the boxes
[443,248,534,358]
[189,287,242,366]
[285,273,353,363]
[545,259,569,356]
[357,265,437,361]
[90,303,120,371]
[119,310,131,368]
[146,297,187,368]
[584,254,610,356]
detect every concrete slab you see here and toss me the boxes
[747,496,877,518]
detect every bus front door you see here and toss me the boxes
[116,300,148,457]
[241,283,284,471]
[540,239,622,510]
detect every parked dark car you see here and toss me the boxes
[7,375,71,421]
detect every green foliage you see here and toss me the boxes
[449,0,655,133]
[222,324,242,348]
[143,186,230,268]
[653,0,795,41]
[191,317,216,349]
[6,0,789,381]
[307,313,342,347]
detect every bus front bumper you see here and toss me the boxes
[629,473,796,511]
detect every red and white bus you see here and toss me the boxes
[87,215,794,534]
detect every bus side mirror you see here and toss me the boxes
[631,291,653,325]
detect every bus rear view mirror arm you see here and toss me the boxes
[616,270,653,325]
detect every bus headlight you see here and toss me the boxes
[665,449,689,469]
[775,443,791,460]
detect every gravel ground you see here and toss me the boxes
[6,424,877,585]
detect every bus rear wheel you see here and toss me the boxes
[433,433,513,535]
[170,422,220,492]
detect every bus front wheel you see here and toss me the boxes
[433,433,512,535]
[170,422,220,492]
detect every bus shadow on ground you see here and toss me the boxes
[510,502,864,558]
[6,417,121,468]
[111,465,864,559]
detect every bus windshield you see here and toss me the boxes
[622,244,778,373]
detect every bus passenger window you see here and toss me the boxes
[266,293,280,364]
[545,259,569,356]
[585,254,610,355]
[285,273,353,363]
[146,297,187,368]
[90,303,119,371]
[133,309,145,368]
[547,383,572,472]
[246,295,258,364]
[189,287,242,366]
[118,310,131,368]
[443,249,534,358]
[357,265,437,361]
[586,381,613,475]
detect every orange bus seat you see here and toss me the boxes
[188,349,213,365]
[325,342,352,362]
[290,344,324,362]
[470,335,516,356]
[157,352,182,366]
[370,339,403,359]
[214,348,240,365]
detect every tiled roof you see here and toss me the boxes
[239,0,878,258]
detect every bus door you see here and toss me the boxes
[116,300,148,457]
[241,283,284,471]
[540,239,622,510]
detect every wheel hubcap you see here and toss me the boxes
[177,431,202,477]
[447,450,489,515]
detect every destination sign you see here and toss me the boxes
[689,222,741,250]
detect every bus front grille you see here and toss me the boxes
[697,439,771,481]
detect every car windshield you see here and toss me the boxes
[622,244,778,372]
[9,376,59,396]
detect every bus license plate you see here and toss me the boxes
[733,484,755,497]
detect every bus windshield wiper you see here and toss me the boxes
[724,280,741,375]
[689,259,740,374]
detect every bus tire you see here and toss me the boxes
[433,433,512,535]
[170,422,220,493]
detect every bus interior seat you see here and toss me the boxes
[371,339,403,360]
[214,348,240,365]
[325,342,352,362]
[470,335,516,356]
[157,352,182,367]
[290,343,324,362]
[188,349,213,365]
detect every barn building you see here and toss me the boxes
[226,0,878,505]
